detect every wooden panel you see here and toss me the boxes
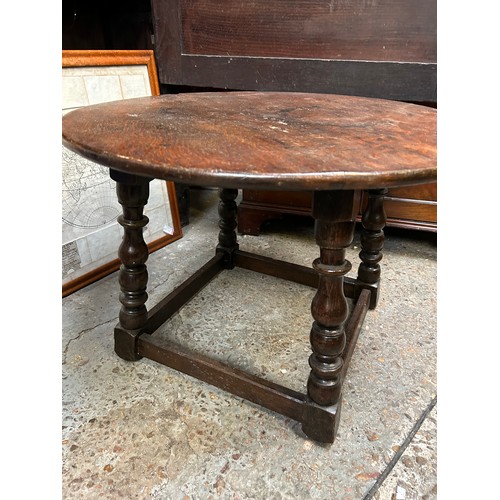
[180,0,436,63]
[382,196,437,225]
[237,184,437,234]
[172,57,435,101]
[151,0,437,101]
[387,183,437,201]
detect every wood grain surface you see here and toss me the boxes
[180,0,436,63]
[62,91,436,190]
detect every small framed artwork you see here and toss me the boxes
[62,50,183,297]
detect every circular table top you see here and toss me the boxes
[62,92,436,191]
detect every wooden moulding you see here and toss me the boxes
[122,251,372,443]
[62,50,161,96]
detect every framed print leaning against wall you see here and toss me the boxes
[62,50,182,297]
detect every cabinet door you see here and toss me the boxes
[151,0,436,101]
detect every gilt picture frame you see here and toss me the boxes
[62,50,182,297]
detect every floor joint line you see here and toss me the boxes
[362,394,437,499]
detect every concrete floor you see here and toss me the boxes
[62,188,437,499]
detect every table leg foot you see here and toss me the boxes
[114,326,143,361]
[302,399,341,444]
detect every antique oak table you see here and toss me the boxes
[62,92,436,443]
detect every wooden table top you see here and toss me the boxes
[62,92,436,191]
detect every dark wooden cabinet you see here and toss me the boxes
[238,185,437,235]
[151,0,436,101]
[150,1,438,232]
[62,0,437,233]
[62,0,438,233]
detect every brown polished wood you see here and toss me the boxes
[217,188,239,267]
[180,0,435,62]
[62,92,436,191]
[307,191,357,408]
[358,189,388,285]
[112,171,151,331]
[62,91,436,444]
[151,0,436,101]
[150,0,437,233]
[111,170,152,362]
[237,184,437,234]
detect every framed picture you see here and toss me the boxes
[62,50,182,297]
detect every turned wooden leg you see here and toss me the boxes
[302,190,357,442]
[357,189,387,307]
[216,188,239,268]
[110,170,152,361]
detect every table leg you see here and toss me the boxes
[105,181,371,444]
[110,170,152,361]
[216,188,239,268]
[357,188,388,308]
[302,190,357,442]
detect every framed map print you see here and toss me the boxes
[62,50,182,297]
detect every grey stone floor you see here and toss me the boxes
[62,188,437,499]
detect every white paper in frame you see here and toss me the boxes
[62,50,182,297]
